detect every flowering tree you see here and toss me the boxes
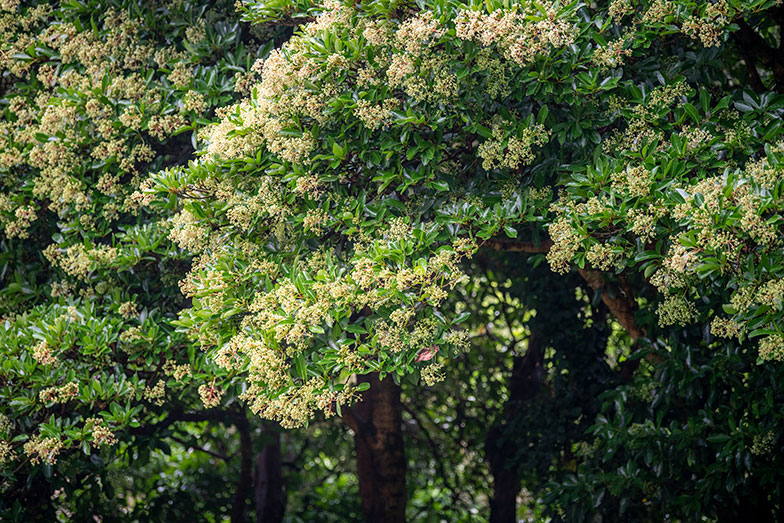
[154,0,784,423]
[142,0,784,518]
[4,0,784,520]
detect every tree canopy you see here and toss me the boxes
[2,0,784,521]
[150,0,784,426]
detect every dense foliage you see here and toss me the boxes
[3,0,784,520]
[0,0,274,516]
[153,0,784,426]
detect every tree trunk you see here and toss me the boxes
[343,373,407,523]
[231,412,253,523]
[254,426,285,523]
[486,424,522,523]
[486,334,544,523]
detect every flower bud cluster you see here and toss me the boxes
[142,381,166,406]
[455,5,576,68]
[23,435,63,465]
[656,295,696,327]
[32,340,56,365]
[478,124,550,171]
[84,418,117,447]
[758,335,784,362]
[198,384,224,409]
[38,382,79,404]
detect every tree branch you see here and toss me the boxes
[577,268,644,342]
[480,238,644,340]
[732,32,766,93]
[169,435,228,461]
[477,236,657,374]
[128,408,231,437]
[480,238,553,253]
[577,268,662,376]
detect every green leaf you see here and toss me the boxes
[294,355,307,381]
[430,180,450,192]
[332,142,345,158]
[452,311,471,324]
[683,103,700,124]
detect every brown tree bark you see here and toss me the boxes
[577,268,644,342]
[254,425,285,523]
[342,373,407,523]
[485,333,544,523]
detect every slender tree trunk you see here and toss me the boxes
[485,334,544,523]
[343,373,407,523]
[254,425,285,523]
[486,427,522,523]
[231,412,253,523]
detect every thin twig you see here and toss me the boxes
[169,435,228,461]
